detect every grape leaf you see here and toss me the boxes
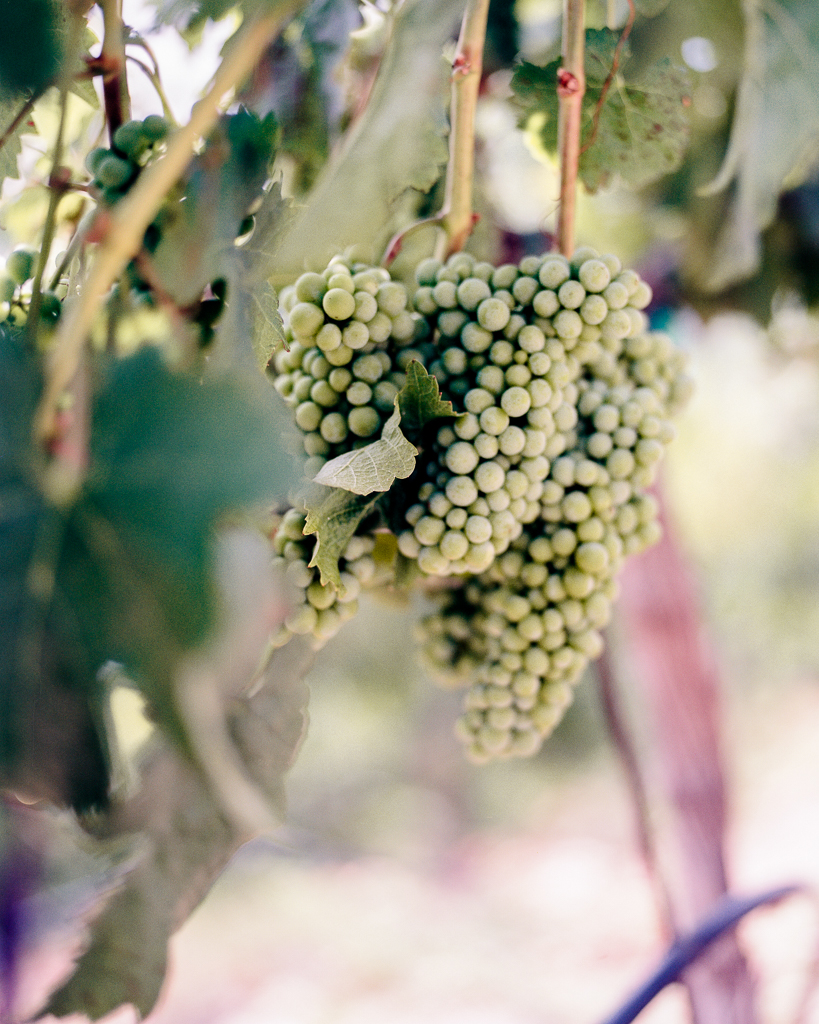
[312,407,418,494]
[512,29,691,192]
[302,489,380,589]
[0,337,297,811]
[0,0,60,98]
[243,0,362,193]
[397,360,456,432]
[274,0,458,276]
[44,547,311,1022]
[0,97,28,182]
[700,0,819,290]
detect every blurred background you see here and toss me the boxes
[10,0,819,1020]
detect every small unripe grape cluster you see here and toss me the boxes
[86,115,171,206]
[271,246,692,762]
[269,507,395,650]
[271,256,432,475]
[0,245,62,328]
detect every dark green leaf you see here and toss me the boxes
[303,488,380,589]
[397,360,457,432]
[0,0,60,98]
[512,29,691,192]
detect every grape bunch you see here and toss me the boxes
[85,115,171,206]
[268,506,395,651]
[0,245,62,329]
[271,256,433,476]
[269,247,693,761]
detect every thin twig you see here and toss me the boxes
[434,0,492,260]
[580,0,635,156]
[34,2,303,449]
[125,54,175,121]
[27,12,85,344]
[556,0,586,257]
[0,94,39,156]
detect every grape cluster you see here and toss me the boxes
[270,246,692,761]
[86,115,171,206]
[268,506,395,650]
[0,245,62,329]
[271,256,432,476]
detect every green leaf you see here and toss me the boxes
[0,97,28,182]
[397,360,456,432]
[274,0,458,276]
[303,489,380,589]
[44,541,311,1022]
[512,29,691,192]
[151,108,279,307]
[0,337,297,810]
[700,0,819,289]
[312,406,418,494]
[0,0,60,98]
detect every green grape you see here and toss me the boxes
[85,146,110,177]
[113,120,149,161]
[348,406,381,437]
[0,276,16,303]
[141,114,171,143]
[457,277,492,310]
[6,247,37,285]
[322,288,356,320]
[38,291,62,324]
[477,297,511,332]
[577,258,611,293]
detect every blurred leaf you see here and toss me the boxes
[397,360,456,432]
[635,0,672,15]
[512,29,691,191]
[303,489,380,589]
[210,180,291,372]
[312,407,418,494]
[274,0,459,275]
[701,0,819,289]
[0,338,296,811]
[151,108,279,307]
[45,631,311,1022]
[0,98,29,182]
[246,0,361,192]
[0,0,60,98]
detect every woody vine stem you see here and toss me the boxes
[557,0,586,257]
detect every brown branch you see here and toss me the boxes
[580,0,635,157]
[556,0,586,257]
[434,0,491,260]
[100,0,130,140]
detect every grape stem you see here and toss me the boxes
[100,0,131,139]
[27,10,85,348]
[556,0,586,258]
[435,0,491,260]
[580,0,635,157]
[34,1,304,450]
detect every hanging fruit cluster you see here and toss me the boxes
[269,244,692,762]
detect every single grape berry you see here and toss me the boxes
[6,247,38,285]
[141,114,171,143]
[96,154,134,190]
